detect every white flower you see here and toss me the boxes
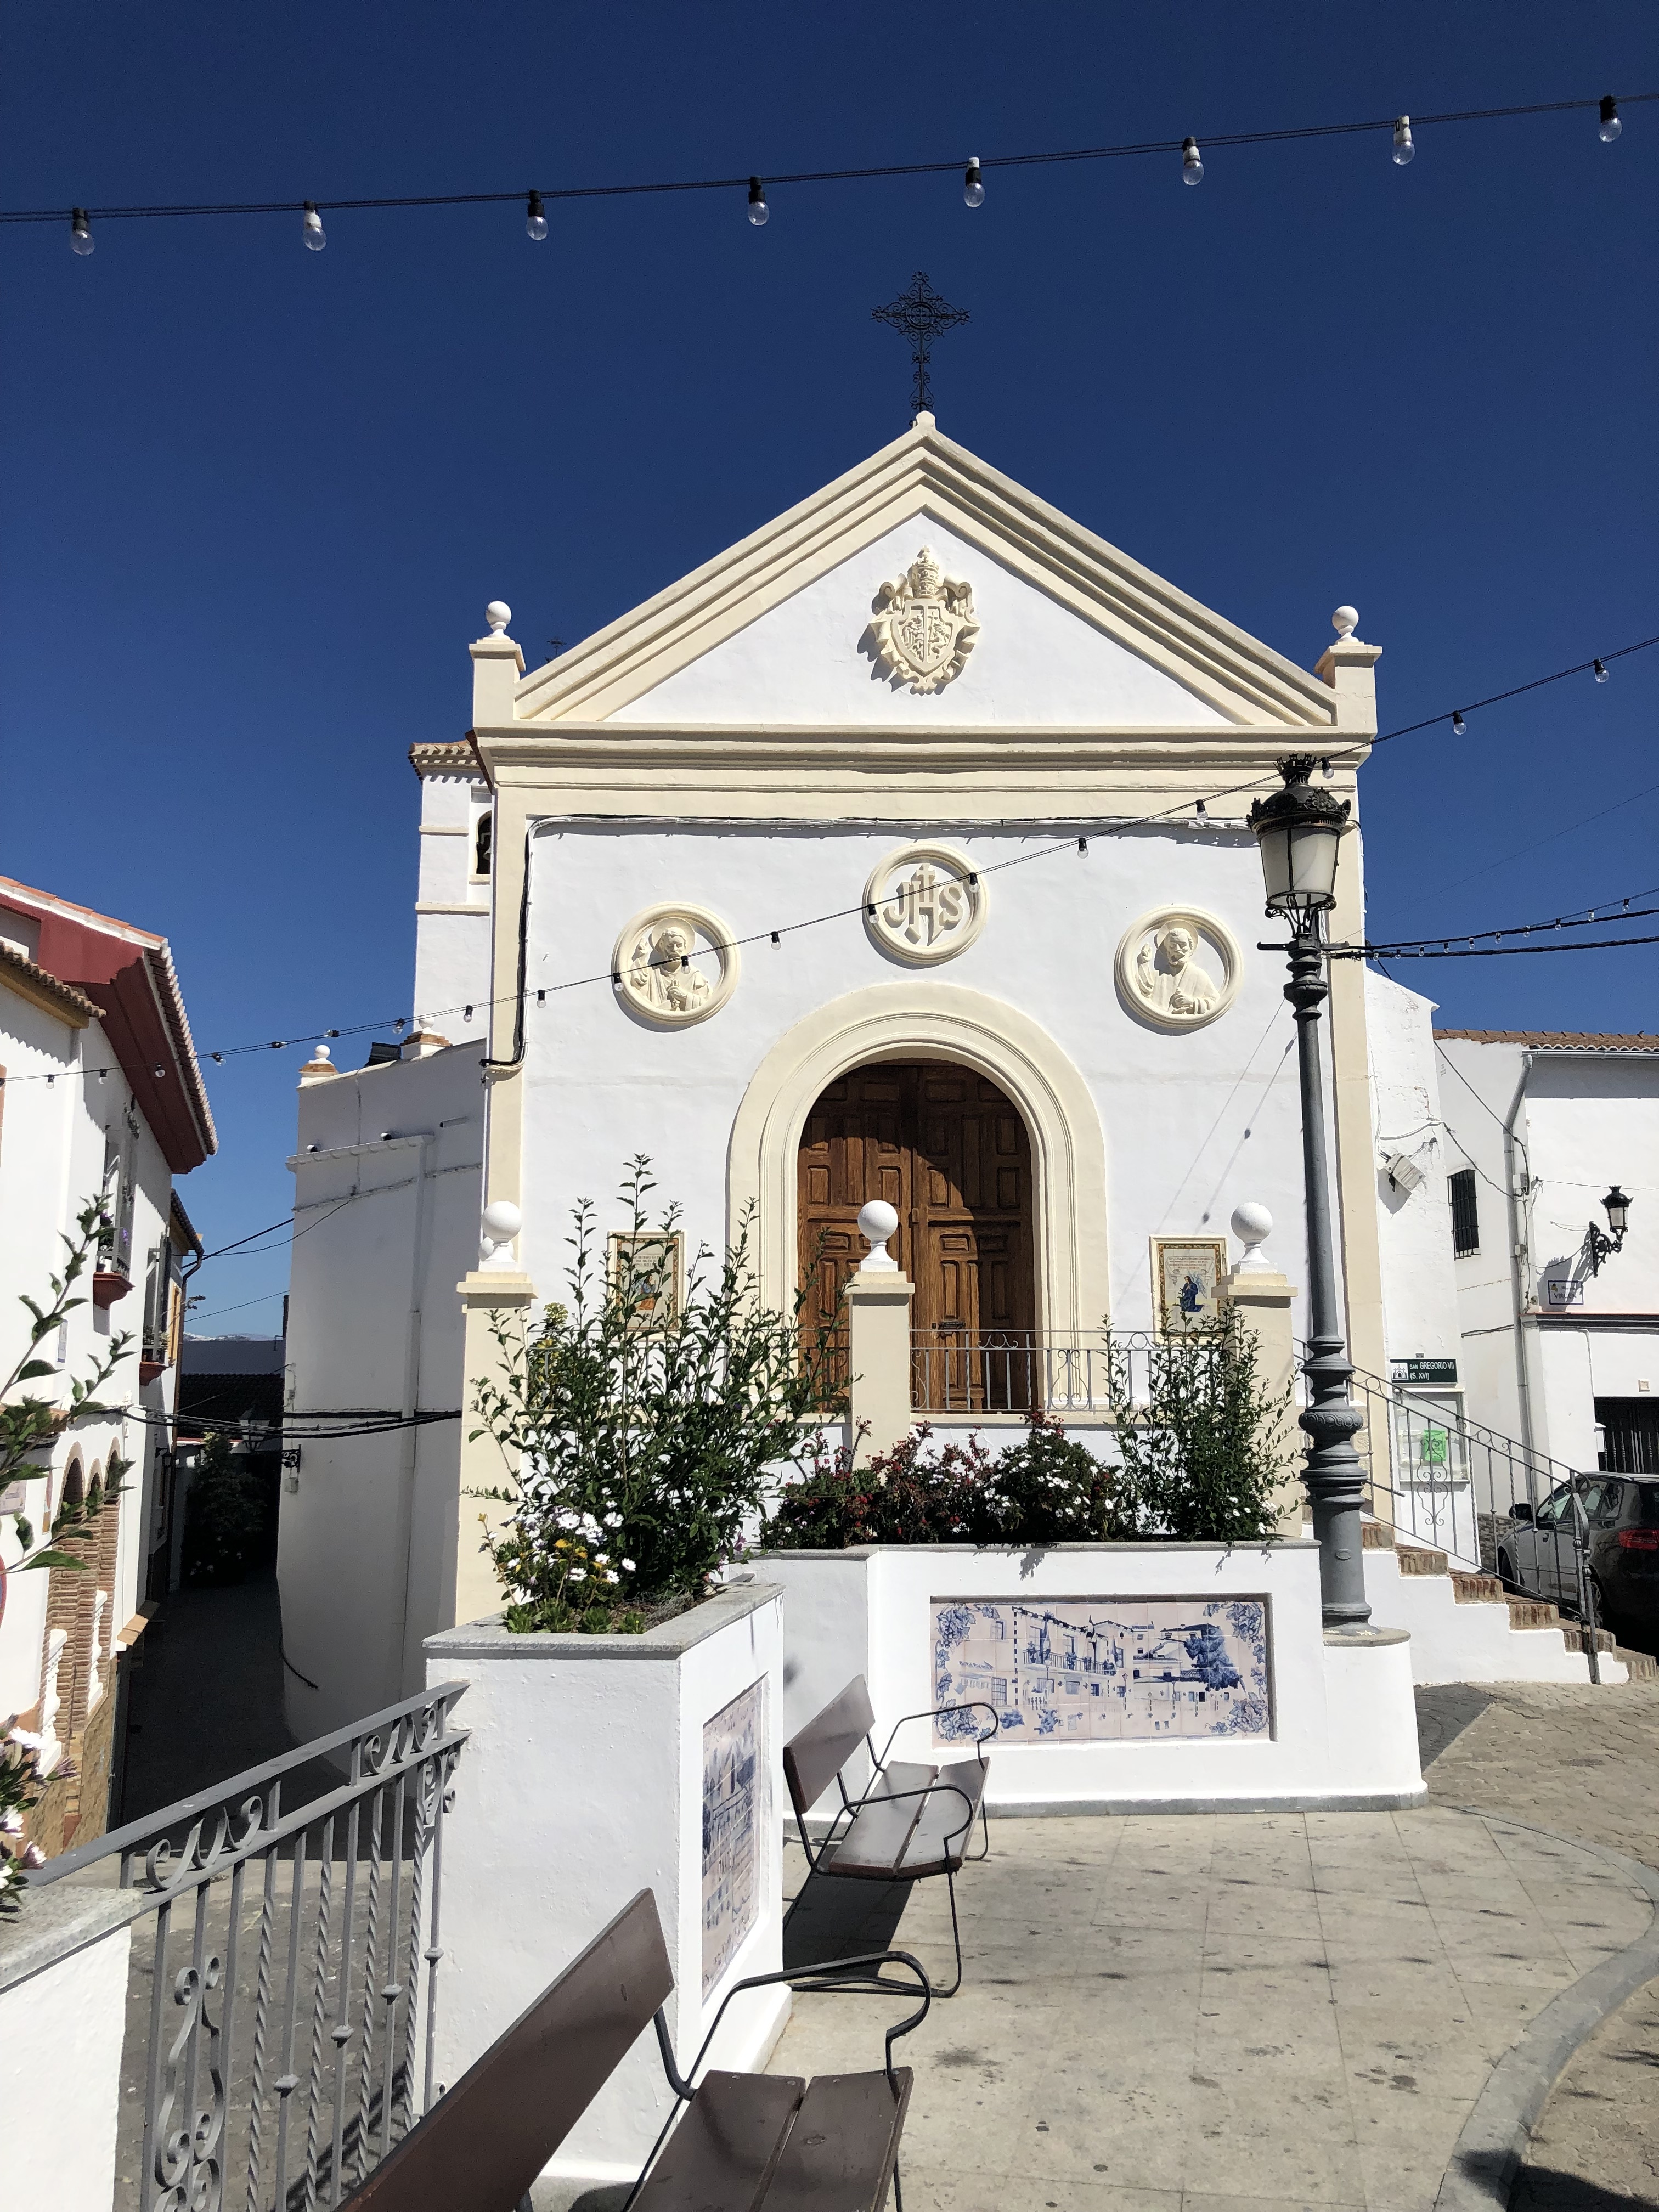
[604,1513,623,1529]
[555,1510,580,1532]
[594,1553,609,1566]
[567,1567,588,1583]
[20,1842,44,1869]
[622,1559,636,1573]
[603,1571,619,1585]
[6,1728,43,1753]
[0,1810,21,1836]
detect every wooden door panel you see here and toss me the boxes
[797,1060,1036,1408]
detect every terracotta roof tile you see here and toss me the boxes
[1434,1028,1659,1051]
[0,938,100,1026]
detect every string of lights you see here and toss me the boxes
[0,629,1649,1094]
[16,89,1648,252]
[1342,930,1659,962]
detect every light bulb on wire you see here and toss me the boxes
[747,177,769,227]
[1392,116,1415,166]
[1182,136,1204,185]
[1600,95,1622,143]
[526,189,548,241]
[1452,711,1466,735]
[1594,658,1610,683]
[963,157,984,208]
[303,201,326,251]
[70,208,94,256]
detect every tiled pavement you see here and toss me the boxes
[1421,1681,1659,2209]
[769,1800,1655,2212]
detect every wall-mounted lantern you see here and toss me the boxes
[1585,1185,1632,1277]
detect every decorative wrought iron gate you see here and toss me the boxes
[33,1680,468,2212]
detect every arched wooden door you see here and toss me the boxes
[797,1060,1037,1409]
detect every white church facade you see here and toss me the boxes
[279,417,1460,1730]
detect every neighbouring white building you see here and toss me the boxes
[280,416,1473,1731]
[0,876,214,1852]
[1435,1028,1659,1479]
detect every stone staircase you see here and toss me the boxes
[1358,1520,1659,1686]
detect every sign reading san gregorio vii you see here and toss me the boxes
[869,545,979,695]
[931,1597,1272,1743]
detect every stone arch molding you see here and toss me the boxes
[728,981,1110,1339]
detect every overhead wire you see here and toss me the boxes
[0,630,1651,1094]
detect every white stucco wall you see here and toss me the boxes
[0,983,177,1733]
[613,518,1232,729]
[278,1044,484,1736]
[413,769,490,1041]
[516,821,1311,1336]
[1437,1036,1659,1475]
[1364,970,1461,1375]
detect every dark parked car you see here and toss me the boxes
[1496,1476,1659,1632]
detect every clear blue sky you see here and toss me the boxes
[2,3,1654,1334]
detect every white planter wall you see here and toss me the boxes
[425,1584,790,2195]
[0,1886,145,2208]
[757,1543,1423,1815]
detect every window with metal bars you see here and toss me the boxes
[1449,1168,1480,1257]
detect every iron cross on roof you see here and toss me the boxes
[872,271,969,424]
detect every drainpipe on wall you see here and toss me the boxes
[390,1131,436,1697]
[1504,1051,1540,1485]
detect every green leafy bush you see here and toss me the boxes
[471,1160,839,1632]
[182,1433,267,1585]
[766,1410,1127,1550]
[1105,1309,1291,1544]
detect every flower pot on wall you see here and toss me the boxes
[754,1542,1424,1817]
[424,1582,788,2198]
[90,1270,131,1309]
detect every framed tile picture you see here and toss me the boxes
[1151,1237,1228,1338]
[608,1231,684,1334]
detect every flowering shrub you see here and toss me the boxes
[0,1723,52,1914]
[766,1411,1128,1550]
[470,1161,839,1633]
[767,1315,1290,1551]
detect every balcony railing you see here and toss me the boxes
[909,1330,1154,1417]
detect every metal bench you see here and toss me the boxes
[341,1887,928,2212]
[783,1674,996,1997]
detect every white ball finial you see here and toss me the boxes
[1331,606,1358,640]
[313,1043,331,1064]
[857,1199,900,1272]
[485,601,512,635]
[480,1198,524,1269]
[1231,1201,1273,1273]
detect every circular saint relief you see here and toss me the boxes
[862,842,988,967]
[612,902,740,1028]
[1114,906,1242,1031]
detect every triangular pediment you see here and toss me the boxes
[511,421,1337,734]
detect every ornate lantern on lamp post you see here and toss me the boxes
[1248,755,1371,1631]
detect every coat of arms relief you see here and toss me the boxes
[869,545,979,695]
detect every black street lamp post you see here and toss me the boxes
[1249,755,1372,1632]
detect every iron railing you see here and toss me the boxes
[34,1680,469,2212]
[909,1329,1155,1416]
[1342,1355,1605,1667]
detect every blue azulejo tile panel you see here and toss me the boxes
[932,1597,1272,1743]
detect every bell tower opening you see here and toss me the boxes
[797,1058,1037,1410]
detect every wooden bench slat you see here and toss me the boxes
[784,1677,877,1822]
[639,2070,806,2212]
[866,1757,936,1803]
[762,2068,912,2212]
[340,1891,673,2211]
[826,1787,926,1879]
[897,1759,988,1877]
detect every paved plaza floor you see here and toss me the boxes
[769,1801,1656,2212]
